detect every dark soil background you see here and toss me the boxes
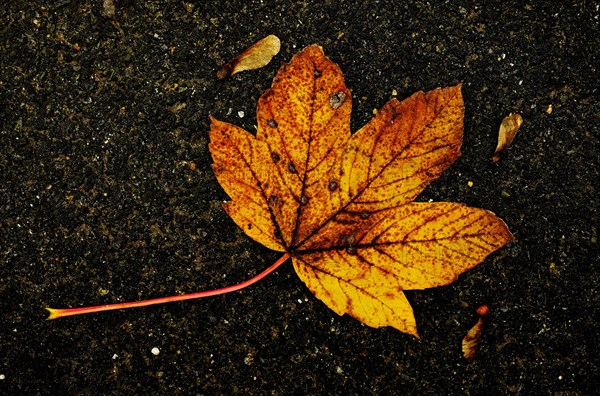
[1,0,598,394]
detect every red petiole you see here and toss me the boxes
[46,253,290,320]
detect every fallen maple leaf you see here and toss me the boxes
[209,46,513,336]
[47,46,513,338]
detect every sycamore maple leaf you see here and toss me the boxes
[46,45,512,337]
[208,45,513,337]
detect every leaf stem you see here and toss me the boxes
[46,253,291,320]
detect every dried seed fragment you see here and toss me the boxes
[492,113,522,162]
[216,35,281,80]
[462,305,490,362]
[476,304,490,317]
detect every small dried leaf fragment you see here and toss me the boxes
[462,305,490,362]
[492,113,523,162]
[216,35,281,80]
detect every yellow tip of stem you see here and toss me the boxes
[45,307,61,320]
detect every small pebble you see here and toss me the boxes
[151,347,160,356]
[237,111,245,118]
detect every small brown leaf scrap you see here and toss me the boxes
[492,113,523,162]
[216,35,281,80]
[462,304,490,362]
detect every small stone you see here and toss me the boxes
[151,347,160,356]
[238,111,245,118]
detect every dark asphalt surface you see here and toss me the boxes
[1,1,598,394]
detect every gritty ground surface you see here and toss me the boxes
[1,1,599,394]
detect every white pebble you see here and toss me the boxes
[0,374,5,380]
[151,347,160,356]
[237,111,245,118]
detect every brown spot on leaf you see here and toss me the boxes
[329,91,347,109]
[359,212,370,219]
[271,152,281,163]
[300,195,309,205]
[268,195,279,207]
[288,162,297,173]
[268,119,278,128]
[346,233,356,246]
[328,181,338,191]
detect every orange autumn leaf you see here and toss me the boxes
[209,45,513,337]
